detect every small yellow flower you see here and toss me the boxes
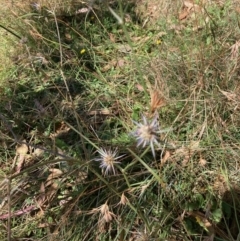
[80,49,86,54]
[156,39,161,45]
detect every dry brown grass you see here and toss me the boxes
[0,0,240,240]
[0,1,16,73]
[134,0,181,27]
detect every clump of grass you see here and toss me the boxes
[0,0,240,240]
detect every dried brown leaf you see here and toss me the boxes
[50,121,70,138]
[75,171,88,184]
[45,168,63,188]
[161,151,171,166]
[175,141,200,166]
[182,154,191,166]
[117,59,125,68]
[33,148,44,158]
[87,108,112,116]
[117,44,131,53]
[16,142,28,155]
[47,168,63,180]
[14,142,29,173]
[36,182,46,207]
[199,158,207,166]
[101,60,117,72]
[189,140,200,150]
[150,90,166,114]
[109,33,116,43]
[179,9,189,20]
[75,7,89,14]
[184,0,194,9]
[230,40,240,60]
[219,90,237,102]
[179,1,194,20]
[50,182,60,189]
[135,84,144,92]
[213,174,228,195]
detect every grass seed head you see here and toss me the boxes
[100,203,115,222]
[119,192,128,206]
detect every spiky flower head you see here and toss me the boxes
[94,148,124,176]
[132,114,170,158]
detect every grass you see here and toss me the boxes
[0,0,240,240]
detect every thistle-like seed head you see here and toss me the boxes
[94,148,124,176]
[132,114,171,157]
